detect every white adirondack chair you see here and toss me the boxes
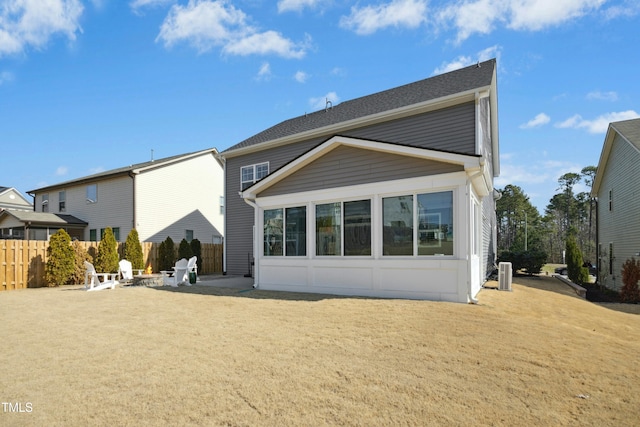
[118,259,134,284]
[162,258,190,287]
[84,261,118,291]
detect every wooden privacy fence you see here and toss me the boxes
[0,240,223,291]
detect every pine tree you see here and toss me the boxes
[45,229,75,287]
[124,229,144,270]
[95,227,119,273]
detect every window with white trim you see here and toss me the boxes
[86,184,97,204]
[241,162,269,190]
[41,194,49,212]
[59,191,66,212]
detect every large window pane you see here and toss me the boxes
[316,203,341,256]
[383,195,413,255]
[344,200,371,256]
[286,207,306,256]
[418,191,453,255]
[264,209,283,256]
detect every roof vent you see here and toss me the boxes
[325,98,333,112]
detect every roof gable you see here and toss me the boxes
[242,136,490,199]
[0,210,87,227]
[224,59,497,155]
[592,118,640,195]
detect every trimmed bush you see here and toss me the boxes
[124,229,144,271]
[158,236,176,272]
[94,227,119,273]
[620,258,640,303]
[566,232,589,285]
[71,240,93,285]
[45,229,75,287]
[497,250,547,275]
[190,239,202,272]
[178,238,193,260]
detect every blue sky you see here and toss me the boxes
[1,0,638,213]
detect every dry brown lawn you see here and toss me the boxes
[1,276,639,426]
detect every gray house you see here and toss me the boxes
[220,59,500,302]
[591,118,640,292]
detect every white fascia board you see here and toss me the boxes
[222,90,482,159]
[241,135,483,200]
[591,125,616,196]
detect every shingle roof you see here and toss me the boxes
[224,59,496,153]
[28,148,217,193]
[1,210,88,226]
[611,118,640,151]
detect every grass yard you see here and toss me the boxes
[1,275,639,426]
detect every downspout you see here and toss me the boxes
[594,197,599,286]
[242,197,259,288]
[128,171,136,233]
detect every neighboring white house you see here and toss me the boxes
[11,149,224,243]
[591,118,640,292]
[221,59,500,302]
[0,187,32,212]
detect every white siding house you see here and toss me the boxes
[591,118,640,292]
[24,149,224,243]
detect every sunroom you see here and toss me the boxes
[241,136,492,302]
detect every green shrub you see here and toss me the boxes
[190,239,202,272]
[620,258,640,303]
[178,238,193,260]
[45,229,75,287]
[566,232,589,285]
[94,227,119,273]
[158,236,176,272]
[71,240,92,285]
[124,229,144,270]
[497,250,547,275]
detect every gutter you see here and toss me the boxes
[216,153,228,275]
[128,171,137,232]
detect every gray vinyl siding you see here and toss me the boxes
[596,133,640,292]
[482,195,496,279]
[258,146,464,197]
[343,102,476,154]
[224,101,476,275]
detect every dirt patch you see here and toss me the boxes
[1,275,639,426]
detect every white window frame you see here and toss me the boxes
[241,162,269,191]
[86,184,98,204]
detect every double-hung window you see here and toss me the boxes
[241,162,269,190]
[59,191,66,212]
[86,184,97,204]
[41,194,49,212]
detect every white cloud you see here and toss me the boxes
[256,62,271,80]
[586,91,618,101]
[438,0,607,44]
[223,31,308,59]
[339,0,427,35]
[0,71,14,85]
[130,0,175,13]
[309,91,339,110]
[520,113,551,129]
[156,0,307,58]
[278,0,319,13]
[0,0,84,57]
[55,166,68,176]
[432,45,500,75]
[330,67,346,76]
[294,70,309,83]
[602,0,640,19]
[556,110,640,133]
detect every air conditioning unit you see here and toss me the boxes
[498,262,512,291]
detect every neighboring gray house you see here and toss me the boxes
[220,59,500,302]
[18,149,224,243]
[591,118,640,292]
